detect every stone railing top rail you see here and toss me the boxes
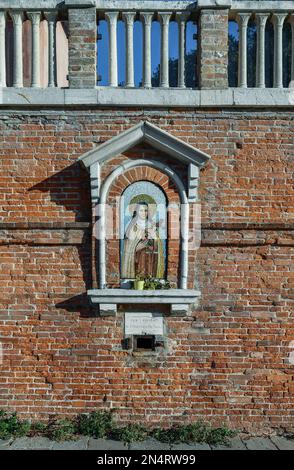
[230,1,294,12]
[0,0,195,11]
[1,0,294,11]
[93,0,196,12]
[67,0,197,13]
[200,0,294,9]
[95,0,294,12]
[96,0,294,11]
[0,1,63,9]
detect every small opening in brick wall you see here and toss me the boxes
[134,335,155,351]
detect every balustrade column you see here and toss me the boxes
[159,12,171,88]
[273,13,286,88]
[105,12,118,87]
[0,11,6,87]
[177,12,188,88]
[10,11,24,88]
[289,15,294,84]
[141,12,153,88]
[27,11,41,88]
[45,11,57,87]
[237,13,250,88]
[122,12,135,88]
[255,13,268,88]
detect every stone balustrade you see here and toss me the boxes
[230,5,294,89]
[100,7,194,89]
[0,0,294,103]
[0,7,65,88]
[97,1,294,90]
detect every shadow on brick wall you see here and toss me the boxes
[54,228,97,318]
[55,293,96,318]
[29,164,97,317]
[28,162,92,222]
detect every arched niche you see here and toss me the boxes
[78,121,210,316]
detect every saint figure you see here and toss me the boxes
[121,203,164,279]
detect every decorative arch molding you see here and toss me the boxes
[78,121,211,316]
[79,120,211,206]
[79,121,211,168]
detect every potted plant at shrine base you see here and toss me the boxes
[133,274,145,290]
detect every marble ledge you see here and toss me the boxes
[0,87,294,107]
[87,288,201,316]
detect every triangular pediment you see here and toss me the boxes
[79,121,210,169]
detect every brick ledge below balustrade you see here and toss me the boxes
[87,288,201,316]
[0,87,294,107]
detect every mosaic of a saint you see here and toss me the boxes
[120,181,167,280]
[121,202,165,279]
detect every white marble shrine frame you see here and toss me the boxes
[79,121,211,315]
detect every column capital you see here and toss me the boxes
[105,11,118,25]
[140,12,153,25]
[176,11,191,24]
[9,10,24,25]
[237,13,251,27]
[159,12,172,26]
[255,12,269,28]
[122,11,135,25]
[272,13,287,28]
[44,11,58,23]
[27,11,41,25]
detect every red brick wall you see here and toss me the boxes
[0,109,293,433]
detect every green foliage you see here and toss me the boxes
[151,50,197,88]
[152,421,236,446]
[0,409,236,446]
[111,424,148,443]
[228,33,238,87]
[0,410,31,439]
[77,411,113,439]
[206,426,236,446]
[143,276,173,290]
[30,421,47,435]
[47,418,76,441]
[132,275,174,290]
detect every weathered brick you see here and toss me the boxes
[0,109,293,435]
[198,9,229,89]
[68,7,97,88]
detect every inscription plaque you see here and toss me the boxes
[125,312,164,336]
